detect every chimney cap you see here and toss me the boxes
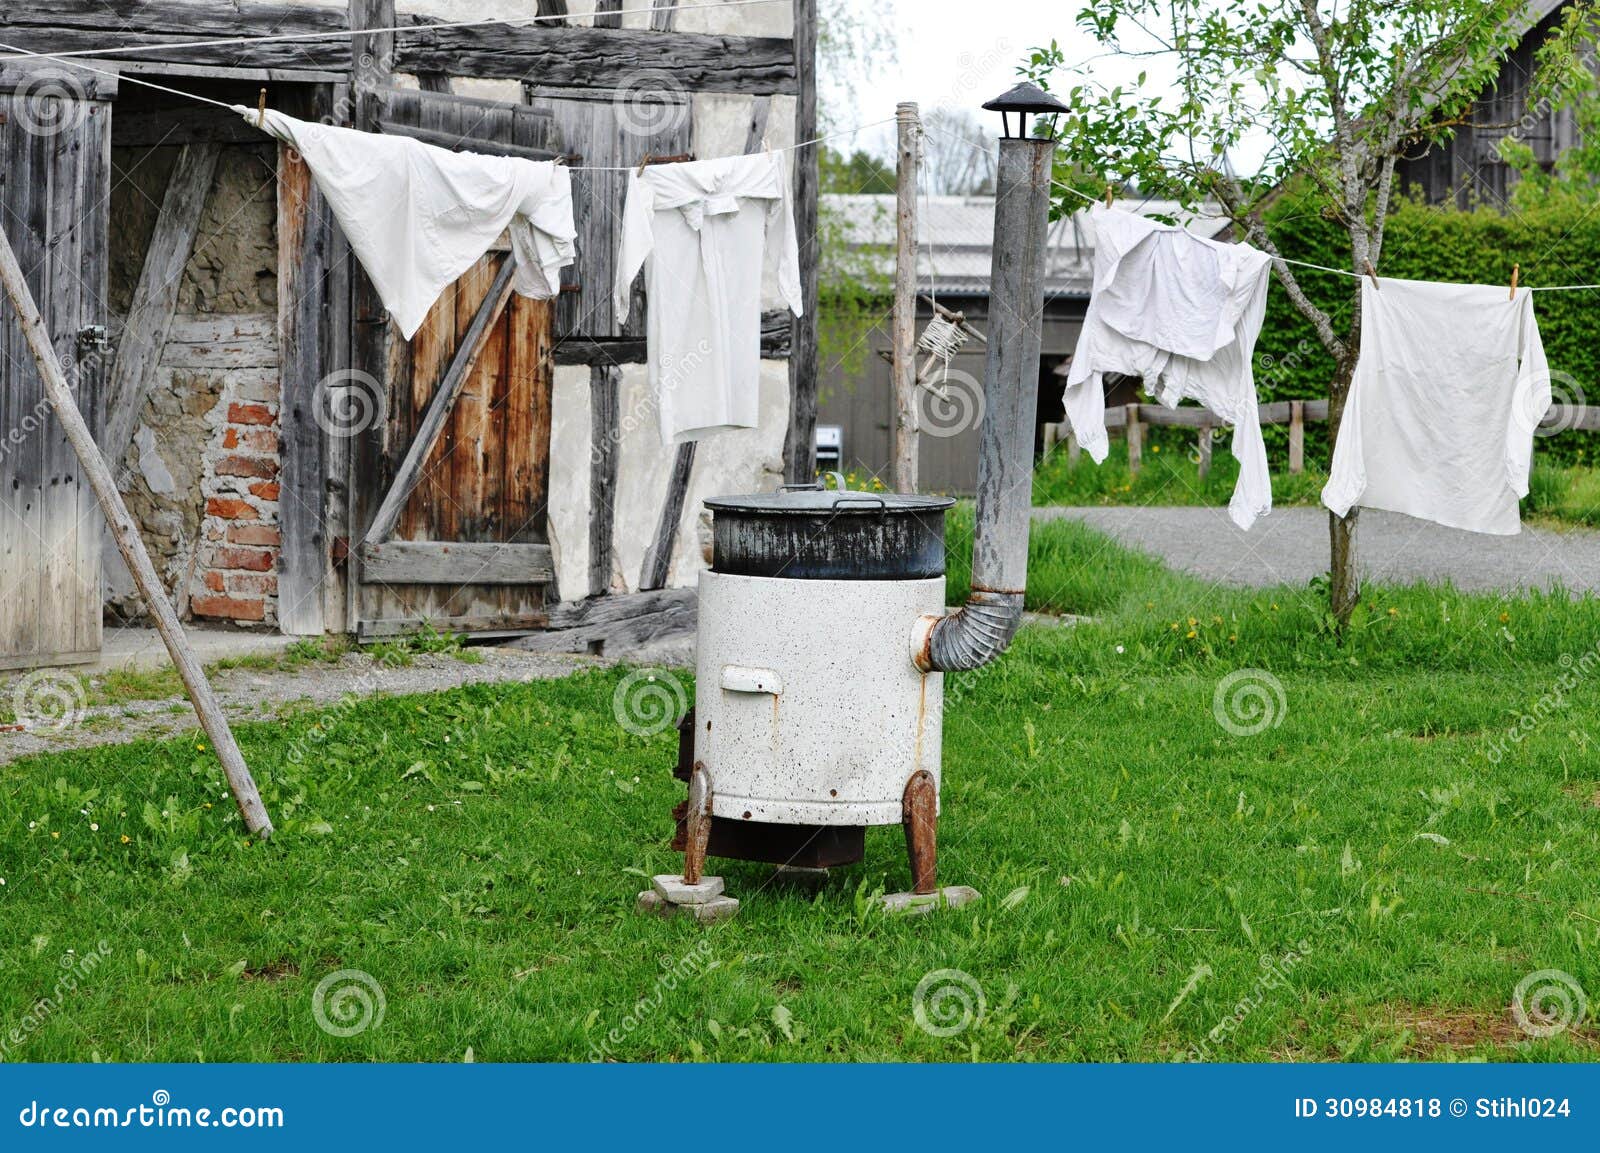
[982,82,1068,116]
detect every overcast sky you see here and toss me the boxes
[841,1,1117,156]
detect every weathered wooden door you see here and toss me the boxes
[0,66,112,669]
[349,90,561,640]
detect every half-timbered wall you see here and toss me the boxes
[0,0,814,647]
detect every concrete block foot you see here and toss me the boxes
[878,885,981,915]
[651,874,725,905]
[637,889,740,924]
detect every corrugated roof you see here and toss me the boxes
[823,194,1234,299]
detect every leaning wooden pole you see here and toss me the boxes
[891,101,921,494]
[0,222,274,839]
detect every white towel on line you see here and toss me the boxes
[241,107,577,340]
[1322,276,1551,536]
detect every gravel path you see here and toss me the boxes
[1037,506,1600,594]
[0,648,621,765]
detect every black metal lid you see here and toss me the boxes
[705,476,955,517]
[981,82,1069,116]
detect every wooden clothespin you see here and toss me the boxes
[636,152,654,177]
[1510,263,1520,301]
[1364,260,1380,291]
[257,88,267,128]
[1105,184,1115,209]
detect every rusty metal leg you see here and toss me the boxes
[902,769,937,895]
[683,763,713,885]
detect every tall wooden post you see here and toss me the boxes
[0,222,273,839]
[783,0,820,484]
[892,101,921,493]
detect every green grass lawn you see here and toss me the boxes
[1,521,1598,1062]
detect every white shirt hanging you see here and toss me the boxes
[1323,277,1550,536]
[615,152,803,445]
[241,107,576,340]
[1063,206,1274,531]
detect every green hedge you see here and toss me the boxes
[1253,189,1600,468]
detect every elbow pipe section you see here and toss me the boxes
[912,590,1026,674]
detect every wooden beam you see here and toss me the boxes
[110,106,261,147]
[277,118,336,638]
[783,0,819,483]
[553,312,792,364]
[639,443,696,591]
[394,26,799,93]
[373,120,560,162]
[359,540,555,585]
[357,612,548,640]
[102,142,220,468]
[507,588,697,654]
[592,0,624,29]
[0,60,118,98]
[362,256,517,548]
[589,365,619,597]
[0,218,273,838]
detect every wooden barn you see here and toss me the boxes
[0,0,818,669]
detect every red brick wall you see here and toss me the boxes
[190,382,282,625]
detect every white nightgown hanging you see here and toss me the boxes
[614,152,803,445]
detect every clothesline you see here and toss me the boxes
[923,125,1600,295]
[0,0,788,62]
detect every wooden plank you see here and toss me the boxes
[0,61,118,99]
[357,613,548,640]
[396,26,799,93]
[363,256,516,547]
[110,59,343,84]
[359,540,555,585]
[109,105,261,147]
[1288,400,1305,474]
[639,442,696,591]
[276,117,332,637]
[784,0,819,483]
[0,211,274,837]
[593,0,624,28]
[650,0,679,31]
[0,2,354,71]
[507,587,697,653]
[588,364,619,596]
[102,141,219,468]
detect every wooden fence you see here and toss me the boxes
[1043,399,1596,480]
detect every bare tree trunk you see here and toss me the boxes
[1326,357,1360,628]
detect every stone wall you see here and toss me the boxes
[106,142,282,627]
